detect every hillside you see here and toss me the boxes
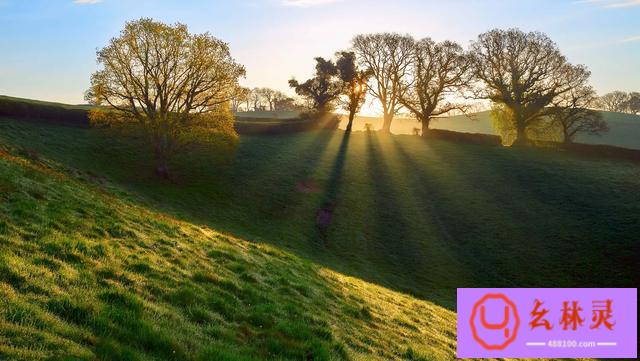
[344,110,640,150]
[0,142,458,360]
[0,95,93,110]
[1,116,638,303]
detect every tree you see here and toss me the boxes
[249,88,264,111]
[623,92,640,114]
[256,88,282,111]
[470,28,590,146]
[273,96,298,111]
[335,51,370,132]
[598,91,629,113]
[289,57,341,113]
[353,33,414,133]
[399,38,471,136]
[231,86,250,112]
[88,18,245,178]
[549,86,608,145]
[269,90,288,111]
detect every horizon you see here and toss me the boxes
[0,0,639,107]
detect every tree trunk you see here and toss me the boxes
[154,141,171,179]
[346,111,355,132]
[381,113,393,133]
[512,123,529,146]
[562,130,573,148]
[421,117,431,137]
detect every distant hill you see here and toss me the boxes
[3,95,639,149]
[0,95,91,127]
[346,110,640,150]
[0,95,93,110]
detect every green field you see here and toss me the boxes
[1,116,639,360]
[344,111,640,150]
[0,135,456,360]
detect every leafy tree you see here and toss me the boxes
[353,33,415,133]
[88,18,245,178]
[598,91,629,113]
[231,86,250,112]
[550,86,608,145]
[289,57,341,113]
[470,28,589,146]
[490,104,560,145]
[335,51,370,132]
[399,38,471,136]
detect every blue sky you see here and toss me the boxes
[0,0,638,104]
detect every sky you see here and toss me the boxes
[0,0,638,105]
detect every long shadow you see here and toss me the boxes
[389,137,517,289]
[314,131,351,246]
[363,132,429,295]
[401,136,640,288]
[0,119,469,309]
[446,143,640,287]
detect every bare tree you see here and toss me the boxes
[256,88,276,111]
[399,38,471,136]
[625,92,640,114]
[273,96,298,111]
[353,33,414,133]
[470,28,590,146]
[249,88,264,111]
[549,86,608,145]
[335,51,370,132]
[598,91,630,113]
[88,18,245,177]
[271,90,288,111]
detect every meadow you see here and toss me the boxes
[1,117,638,307]
[0,133,457,360]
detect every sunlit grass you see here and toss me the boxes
[1,116,634,360]
[0,145,459,360]
[1,118,638,306]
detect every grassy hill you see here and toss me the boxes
[345,110,640,150]
[0,95,93,110]
[1,113,638,360]
[0,141,458,360]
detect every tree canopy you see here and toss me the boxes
[550,85,608,144]
[289,57,342,113]
[470,28,590,145]
[399,38,471,135]
[335,51,370,132]
[353,33,414,133]
[88,18,245,177]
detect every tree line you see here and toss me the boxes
[85,19,629,178]
[596,91,640,114]
[231,87,305,113]
[291,29,614,146]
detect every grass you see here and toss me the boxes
[0,139,456,360]
[0,115,638,360]
[1,117,638,306]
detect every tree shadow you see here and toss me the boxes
[361,132,457,304]
[399,136,640,288]
[314,131,351,246]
